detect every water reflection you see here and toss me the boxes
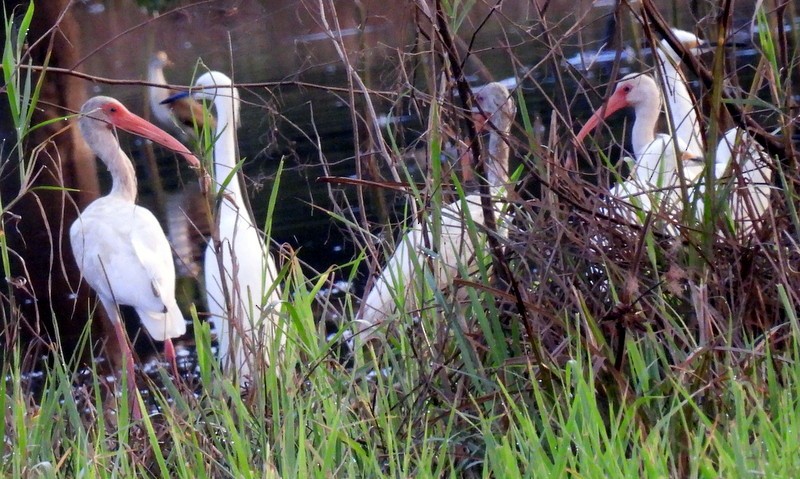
[72,0,557,273]
[70,0,769,278]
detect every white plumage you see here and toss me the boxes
[71,199,186,341]
[354,82,515,343]
[654,30,773,237]
[577,73,703,229]
[70,96,198,418]
[578,44,773,238]
[656,29,707,158]
[171,71,283,378]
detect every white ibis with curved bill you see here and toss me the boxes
[577,71,774,237]
[163,71,283,380]
[70,96,200,419]
[353,82,515,344]
[576,73,705,228]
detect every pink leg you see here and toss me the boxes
[164,338,180,378]
[113,320,142,421]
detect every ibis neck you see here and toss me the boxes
[486,128,509,188]
[93,127,138,202]
[211,97,243,199]
[109,151,138,201]
[631,98,661,159]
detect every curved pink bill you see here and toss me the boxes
[575,88,629,143]
[109,104,201,169]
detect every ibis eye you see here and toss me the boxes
[109,107,117,113]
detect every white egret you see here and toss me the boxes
[164,71,283,379]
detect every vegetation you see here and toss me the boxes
[1,0,799,477]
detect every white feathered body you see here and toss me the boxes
[357,188,508,332]
[692,129,774,236]
[187,71,283,376]
[603,134,703,227]
[205,194,282,373]
[70,196,186,341]
[355,81,514,341]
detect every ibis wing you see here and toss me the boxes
[129,211,177,304]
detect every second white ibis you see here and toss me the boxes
[576,73,704,228]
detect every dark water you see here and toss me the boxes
[69,0,604,274]
[2,0,787,392]
[68,0,778,280]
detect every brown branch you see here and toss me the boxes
[316,175,411,193]
[18,64,398,96]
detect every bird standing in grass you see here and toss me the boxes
[354,82,515,344]
[578,32,773,237]
[163,71,283,380]
[655,30,773,237]
[576,73,705,228]
[70,96,200,419]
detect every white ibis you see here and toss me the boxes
[576,73,704,228]
[163,71,283,379]
[578,73,703,183]
[147,51,214,138]
[354,82,515,343]
[578,71,774,237]
[70,96,200,419]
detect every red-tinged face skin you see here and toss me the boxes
[100,100,200,169]
[472,112,488,132]
[575,82,633,143]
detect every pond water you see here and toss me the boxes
[0,0,784,387]
[69,1,765,275]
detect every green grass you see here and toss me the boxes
[4,1,800,478]
[9,300,800,477]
